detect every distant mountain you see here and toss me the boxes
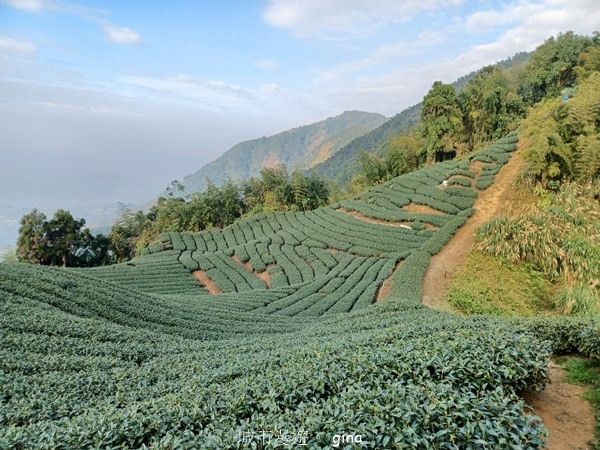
[312,51,532,184]
[311,104,421,184]
[169,111,388,195]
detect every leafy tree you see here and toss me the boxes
[16,209,48,264]
[109,205,148,263]
[521,99,572,181]
[420,81,465,161]
[520,31,592,104]
[71,231,111,268]
[385,146,408,178]
[17,209,111,267]
[359,151,387,185]
[302,173,329,210]
[459,66,523,150]
[291,170,310,209]
[44,209,86,267]
[220,179,244,226]
[388,135,420,171]
[521,72,600,182]
[561,72,600,179]
[574,43,600,80]
[354,142,412,189]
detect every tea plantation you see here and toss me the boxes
[1,134,599,448]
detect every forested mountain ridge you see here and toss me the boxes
[312,51,532,184]
[171,110,387,196]
[311,103,422,183]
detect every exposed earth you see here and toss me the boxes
[524,362,595,450]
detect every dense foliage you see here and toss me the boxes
[16,209,110,267]
[520,72,600,181]
[519,31,597,104]
[476,181,600,316]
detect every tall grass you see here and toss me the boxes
[476,180,600,315]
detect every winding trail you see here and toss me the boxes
[420,147,596,449]
[523,361,595,450]
[421,145,528,308]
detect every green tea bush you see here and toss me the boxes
[1,134,562,449]
[448,176,472,187]
[475,175,496,190]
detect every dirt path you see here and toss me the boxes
[421,147,528,308]
[420,150,596,447]
[523,362,595,450]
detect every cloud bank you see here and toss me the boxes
[104,25,141,45]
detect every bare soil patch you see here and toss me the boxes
[422,146,528,308]
[376,261,403,303]
[403,203,445,215]
[231,254,253,272]
[326,248,339,254]
[255,269,272,288]
[469,160,488,176]
[192,270,221,294]
[232,255,272,288]
[523,361,595,450]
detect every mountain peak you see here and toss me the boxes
[172,111,388,196]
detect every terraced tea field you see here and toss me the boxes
[2,134,598,448]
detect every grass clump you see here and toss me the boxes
[447,251,553,316]
[476,181,600,316]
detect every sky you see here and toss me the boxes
[1,0,599,246]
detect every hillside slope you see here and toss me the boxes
[312,104,421,183]
[172,110,387,195]
[422,142,528,308]
[2,133,598,449]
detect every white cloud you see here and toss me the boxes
[254,60,278,70]
[121,75,253,113]
[0,0,46,11]
[307,0,600,116]
[0,37,37,54]
[314,30,446,84]
[263,0,464,38]
[465,3,546,32]
[104,25,141,45]
[118,74,326,122]
[1,0,106,16]
[462,0,600,55]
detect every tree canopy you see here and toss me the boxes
[419,81,465,161]
[17,209,110,267]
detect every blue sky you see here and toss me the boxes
[1,0,599,245]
